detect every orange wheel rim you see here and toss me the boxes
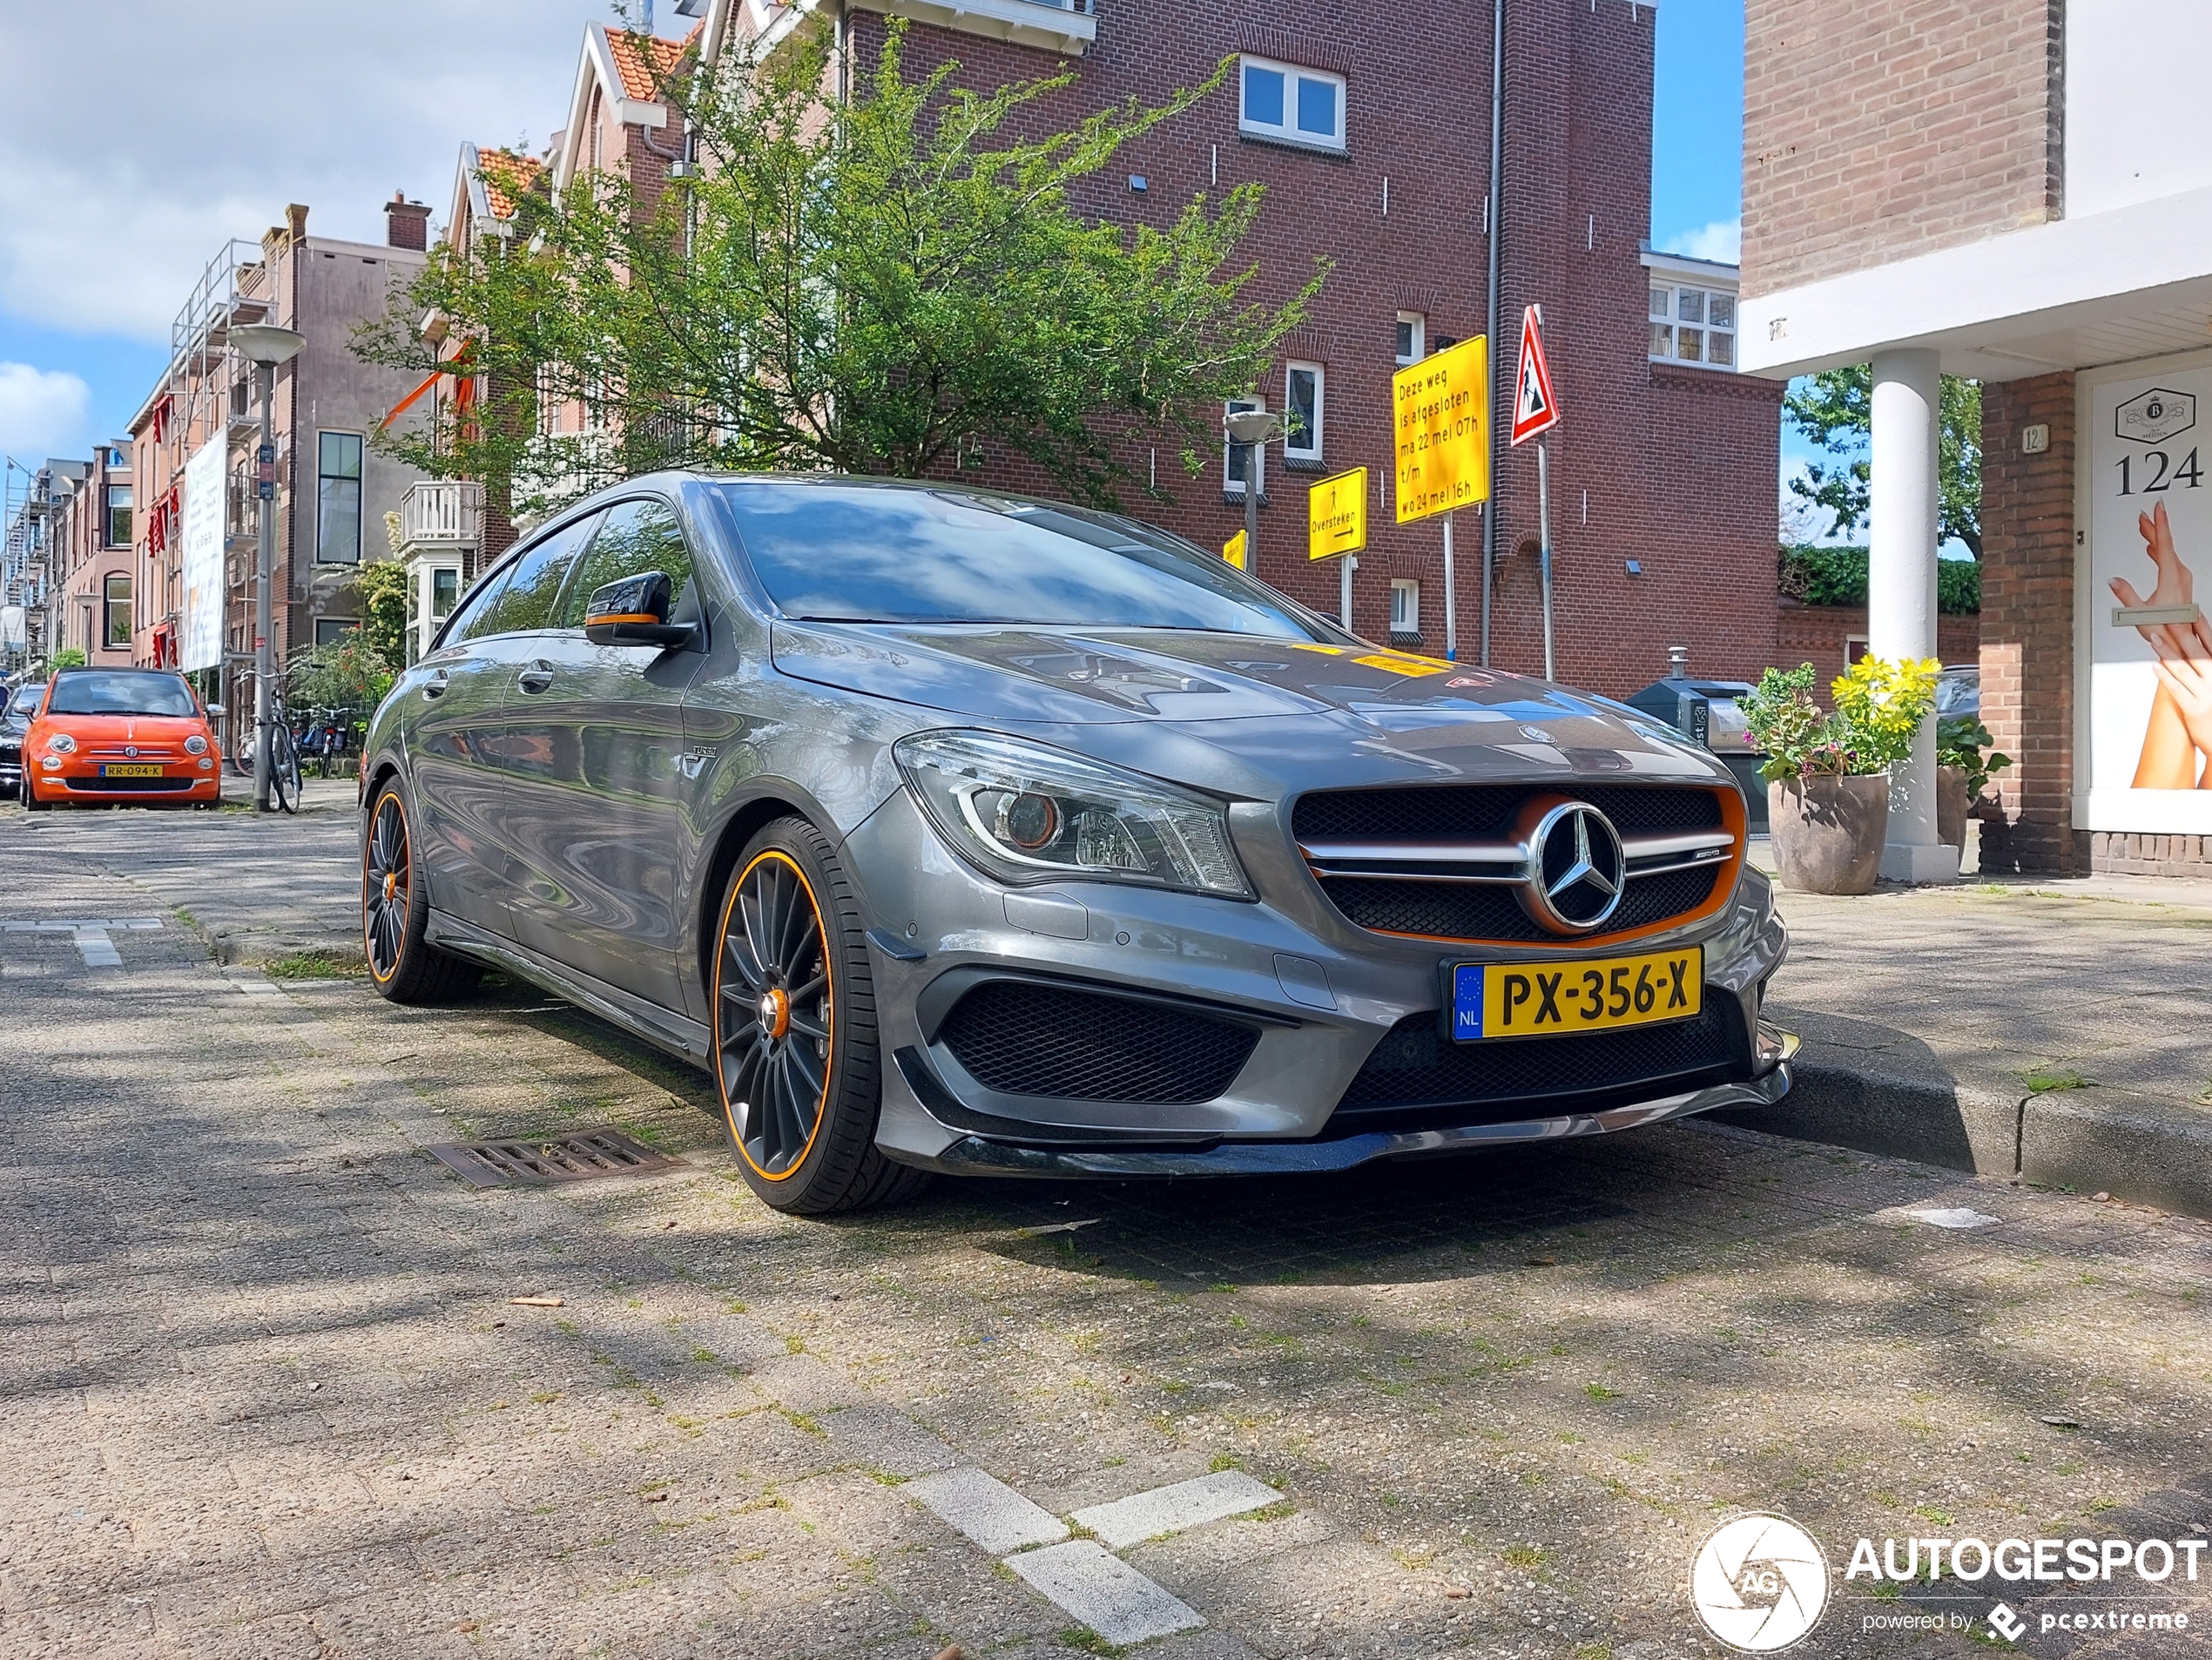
[712,850,833,1182]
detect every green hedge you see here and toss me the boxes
[1779,544,1979,614]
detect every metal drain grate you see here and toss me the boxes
[427,1128,686,1188]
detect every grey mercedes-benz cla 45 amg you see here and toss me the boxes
[361,475,1797,1213]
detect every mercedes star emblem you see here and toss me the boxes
[1522,801,1627,933]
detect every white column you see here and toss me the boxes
[1868,348,1959,883]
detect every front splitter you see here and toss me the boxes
[908,1031,1800,1180]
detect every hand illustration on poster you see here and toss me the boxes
[2111,501,2212,788]
[2084,363,2212,833]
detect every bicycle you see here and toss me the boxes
[232,670,301,813]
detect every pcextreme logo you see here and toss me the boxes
[1690,1514,1831,1652]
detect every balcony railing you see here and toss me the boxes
[400,481,483,549]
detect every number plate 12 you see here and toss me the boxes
[1450,947,1703,1043]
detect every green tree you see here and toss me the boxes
[356,19,1325,521]
[49,648,87,670]
[354,558,410,672]
[1784,368,1983,557]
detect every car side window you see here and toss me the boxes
[476,513,601,638]
[553,499,698,629]
[444,564,515,646]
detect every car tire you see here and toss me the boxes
[23,773,49,813]
[711,816,931,1216]
[362,779,481,1003]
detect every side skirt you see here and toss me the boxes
[424,908,711,1069]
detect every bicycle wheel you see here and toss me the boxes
[270,726,301,814]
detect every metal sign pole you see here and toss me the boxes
[1340,552,1356,633]
[1442,511,1457,659]
[1244,442,1260,570]
[1537,437,1554,681]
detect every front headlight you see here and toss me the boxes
[185,734,208,756]
[894,730,1252,900]
[45,732,75,753]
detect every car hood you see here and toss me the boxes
[34,713,208,743]
[769,623,1726,792]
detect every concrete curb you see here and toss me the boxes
[1714,1061,2212,1223]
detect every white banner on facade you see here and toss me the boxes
[2080,351,2212,833]
[179,435,226,672]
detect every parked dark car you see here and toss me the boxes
[1,682,46,801]
[360,476,1797,1214]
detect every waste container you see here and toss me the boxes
[1623,648,1769,832]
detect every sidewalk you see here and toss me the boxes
[1743,852,2212,1218]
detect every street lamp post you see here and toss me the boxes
[1223,406,1283,586]
[231,324,306,813]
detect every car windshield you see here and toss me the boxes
[45,672,199,719]
[719,483,1332,638]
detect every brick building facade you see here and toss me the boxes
[1743,0,2212,878]
[732,0,1784,698]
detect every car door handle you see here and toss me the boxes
[516,664,554,694]
[422,671,449,699]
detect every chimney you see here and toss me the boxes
[386,192,430,252]
[286,203,309,242]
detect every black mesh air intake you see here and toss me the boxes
[1334,1001,1744,1127]
[937,982,1259,1105]
[1320,863,1722,944]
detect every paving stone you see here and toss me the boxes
[903,1464,1070,1555]
[821,1401,960,1477]
[1003,1539,1207,1645]
[1071,1470,1283,1549]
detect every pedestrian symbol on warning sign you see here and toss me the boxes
[1510,305,1560,447]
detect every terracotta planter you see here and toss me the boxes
[1936,765,1971,849]
[1768,773,1891,895]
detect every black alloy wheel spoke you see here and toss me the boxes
[718,854,831,1178]
[365,800,408,978]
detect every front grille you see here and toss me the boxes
[937,982,1260,1104]
[1293,783,1723,841]
[87,748,179,760]
[1323,863,1722,943]
[1294,784,1730,944]
[64,776,196,793]
[1333,1002,1745,1127]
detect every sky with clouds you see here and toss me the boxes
[1,1,1798,517]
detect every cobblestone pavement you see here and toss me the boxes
[4,805,2211,1658]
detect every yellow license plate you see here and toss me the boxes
[98,764,165,779]
[1450,947,1703,1042]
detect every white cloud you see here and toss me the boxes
[0,363,91,461]
[0,2,679,343]
[1660,217,1743,266]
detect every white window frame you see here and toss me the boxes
[1644,273,1738,370]
[1395,311,1426,368]
[1224,396,1265,499]
[1389,577,1420,634]
[1284,362,1324,463]
[1238,55,1346,152]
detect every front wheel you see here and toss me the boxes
[22,773,50,813]
[269,727,301,814]
[363,781,480,1002]
[711,818,929,1215]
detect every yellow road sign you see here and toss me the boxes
[1393,334,1491,523]
[1223,529,1248,570]
[1307,467,1368,560]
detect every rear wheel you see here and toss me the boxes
[711,818,930,1215]
[269,727,301,814]
[363,781,480,1002]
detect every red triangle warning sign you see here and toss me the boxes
[1510,305,1560,447]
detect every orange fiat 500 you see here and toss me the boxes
[22,668,224,811]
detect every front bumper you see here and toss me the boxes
[28,759,219,804]
[842,786,1795,1174]
[914,1027,1798,1178]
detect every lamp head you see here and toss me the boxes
[233,324,307,366]
[1223,408,1282,447]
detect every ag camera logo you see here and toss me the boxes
[1690,1514,1831,1652]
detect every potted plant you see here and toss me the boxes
[1741,657,1940,894]
[1935,716,2012,849]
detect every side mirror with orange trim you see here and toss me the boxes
[583,570,697,649]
